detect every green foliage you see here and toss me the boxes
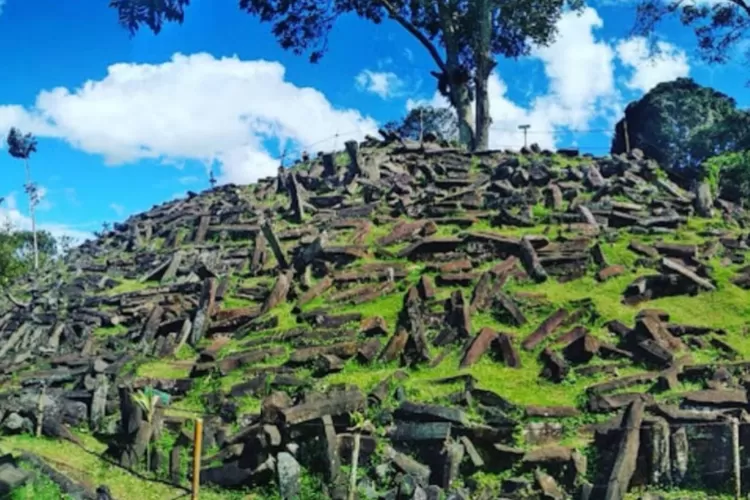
[701,151,750,203]
[634,0,750,69]
[0,224,58,287]
[111,0,582,150]
[611,78,747,172]
[10,463,72,500]
[6,128,37,160]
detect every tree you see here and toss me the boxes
[383,105,458,142]
[634,0,750,68]
[109,0,582,151]
[701,151,750,204]
[6,128,40,271]
[611,78,747,172]
[13,230,56,263]
[0,225,57,287]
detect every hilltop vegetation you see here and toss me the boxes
[1,125,750,499]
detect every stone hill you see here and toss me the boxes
[1,134,750,499]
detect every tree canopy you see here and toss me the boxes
[0,227,57,287]
[109,0,581,151]
[383,106,458,142]
[6,128,37,160]
[634,0,750,67]
[611,78,749,172]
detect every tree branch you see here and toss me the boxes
[376,0,447,74]
[732,0,750,17]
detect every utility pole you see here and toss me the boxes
[518,124,530,148]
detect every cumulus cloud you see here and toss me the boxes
[616,37,690,92]
[355,70,404,99]
[411,7,689,150]
[0,53,378,184]
[0,193,92,244]
[409,8,619,150]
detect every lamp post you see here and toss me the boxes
[518,124,530,148]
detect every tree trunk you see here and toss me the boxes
[473,0,493,151]
[25,159,38,271]
[438,0,475,151]
[379,0,475,150]
[474,73,491,151]
[452,82,475,149]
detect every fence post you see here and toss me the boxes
[35,385,45,438]
[192,418,203,500]
[732,418,741,500]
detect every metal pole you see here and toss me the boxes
[192,418,203,500]
[518,124,530,148]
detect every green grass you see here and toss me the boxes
[93,324,128,337]
[221,295,255,309]
[1,434,253,500]
[10,462,72,500]
[135,360,192,379]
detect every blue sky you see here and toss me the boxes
[0,0,747,242]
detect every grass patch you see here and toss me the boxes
[135,360,191,379]
[93,324,128,337]
[10,462,72,500]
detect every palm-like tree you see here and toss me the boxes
[6,128,39,271]
[132,387,161,471]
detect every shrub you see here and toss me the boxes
[701,151,750,203]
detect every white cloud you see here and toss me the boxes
[616,37,690,92]
[0,193,92,244]
[529,8,619,130]
[109,203,125,216]
[410,8,620,150]
[355,70,404,99]
[410,7,689,151]
[0,53,378,184]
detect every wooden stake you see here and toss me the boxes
[35,386,45,438]
[732,417,740,500]
[623,119,631,154]
[192,418,203,500]
[348,432,361,500]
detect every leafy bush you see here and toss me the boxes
[701,151,750,203]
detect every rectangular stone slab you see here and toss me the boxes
[521,309,569,350]
[603,399,644,500]
[280,388,366,425]
[389,422,452,442]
